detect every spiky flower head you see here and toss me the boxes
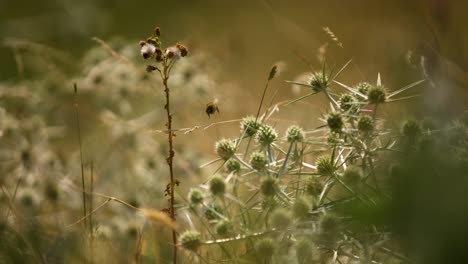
[188,188,204,205]
[260,177,277,196]
[179,231,202,251]
[357,115,374,134]
[255,238,276,259]
[250,151,267,171]
[309,71,329,93]
[240,116,262,137]
[339,93,358,113]
[316,156,335,176]
[215,138,236,160]
[286,125,305,143]
[342,166,362,186]
[270,208,292,229]
[256,124,278,146]
[293,196,311,220]
[215,220,232,236]
[225,158,241,174]
[355,82,372,99]
[367,85,386,104]
[204,204,223,220]
[402,119,422,139]
[209,176,226,196]
[326,112,344,133]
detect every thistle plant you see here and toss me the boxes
[139,26,189,264]
[175,58,427,264]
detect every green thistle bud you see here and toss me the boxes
[269,208,292,229]
[339,93,358,113]
[293,196,310,220]
[225,158,241,174]
[188,188,204,205]
[179,231,202,251]
[286,125,305,143]
[260,177,277,196]
[316,156,335,176]
[250,151,267,171]
[342,166,362,186]
[326,112,344,133]
[367,85,386,104]
[256,124,278,146]
[357,115,374,134]
[215,139,236,160]
[209,176,226,196]
[355,82,372,99]
[402,119,422,139]
[240,116,261,137]
[309,72,329,93]
[255,238,276,259]
[215,220,231,236]
[204,204,223,220]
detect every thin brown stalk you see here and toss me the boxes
[162,58,178,264]
[73,83,88,230]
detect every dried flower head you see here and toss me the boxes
[154,27,161,37]
[176,43,188,57]
[140,43,156,59]
[165,46,181,60]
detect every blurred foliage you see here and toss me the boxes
[1,0,468,263]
